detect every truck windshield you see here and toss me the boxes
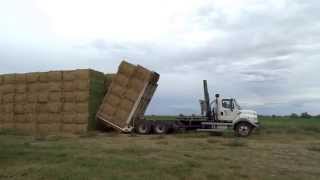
[234,100,241,110]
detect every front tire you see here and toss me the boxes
[136,122,152,134]
[235,122,253,137]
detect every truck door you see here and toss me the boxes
[219,99,238,121]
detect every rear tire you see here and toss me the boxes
[153,122,169,134]
[235,122,253,137]
[136,122,151,134]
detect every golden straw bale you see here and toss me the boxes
[48,113,61,123]
[114,74,129,87]
[3,93,14,103]
[48,82,62,92]
[74,80,90,91]
[38,92,49,103]
[24,103,37,113]
[76,103,88,113]
[124,89,140,102]
[3,104,14,113]
[15,94,27,103]
[3,74,16,84]
[62,103,76,112]
[63,71,75,81]
[2,123,14,129]
[74,113,89,124]
[15,114,26,123]
[48,71,62,81]
[15,84,27,93]
[3,113,14,123]
[75,92,89,102]
[63,82,76,92]
[47,102,62,113]
[2,84,15,94]
[119,99,134,112]
[74,69,90,80]
[109,84,125,97]
[27,93,38,103]
[14,104,25,114]
[62,92,76,102]
[61,113,76,123]
[26,73,40,83]
[37,103,48,113]
[37,123,60,133]
[48,92,62,102]
[118,61,135,76]
[105,94,121,106]
[39,72,48,82]
[15,74,26,83]
[37,113,49,123]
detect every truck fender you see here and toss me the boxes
[233,118,258,129]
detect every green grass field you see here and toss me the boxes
[1,117,320,180]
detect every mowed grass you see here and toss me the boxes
[1,117,320,180]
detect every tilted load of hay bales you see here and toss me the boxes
[0,69,106,134]
[0,61,159,134]
[97,61,159,132]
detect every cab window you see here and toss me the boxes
[222,99,232,109]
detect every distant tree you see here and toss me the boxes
[290,113,299,118]
[301,112,312,119]
[272,114,277,118]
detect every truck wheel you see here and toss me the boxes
[136,122,151,134]
[235,122,253,137]
[154,122,168,134]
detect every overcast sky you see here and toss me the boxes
[1,0,319,115]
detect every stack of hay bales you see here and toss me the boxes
[97,61,159,132]
[0,69,105,134]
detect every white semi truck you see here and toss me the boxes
[135,80,259,137]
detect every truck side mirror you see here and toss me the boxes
[230,99,234,111]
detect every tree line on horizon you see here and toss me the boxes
[259,112,320,119]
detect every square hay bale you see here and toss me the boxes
[134,65,152,81]
[114,74,129,87]
[48,92,62,102]
[37,113,50,123]
[0,104,4,113]
[37,103,48,113]
[3,93,14,103]
[101,103,116,116]
[105,94,121,107]
[76,91,89,102]
[24,103,37,113]
[14,104,25,114]
[37,123,60,134]
[39,72,49,82]
[2,84,15,94]
[48,82,62,92]
[26,113,36,123]
[48,113,61,123]
[15,114,26,123]
[128,78,146,92]
[61,124,87,134]
[3,104,14,113]
[47,102,62,113]
[2,123,15,129]
[27,93,38,103]
[74,113,89,124]
[0,76,3,85]
[38,83,49,92]
[15,74,26,83]
[48,71,62,81]
[118,61,135,76]
[26,73,40,83]
[119,99,134,112]
[63,82,76,92]
[113,109,129,127]
[63,71,76,81]
[62,92,76,102]
[74,80,90,91]
[62,103,76,112]
[3,74,16,84]
[74,69,90,80]
[15,94,27,103]
[61,113,76,123]
[38,92,49,103]
[3,113,14,123]
[15,122,36,133]
[124,89,140,102]
[76,103,88,113]
[108,84,125,97]
[15,84,27,93]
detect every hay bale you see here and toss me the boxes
[114,74,129,87]
[24,103,37,113]
[63,82,76,92]
[15,74,26,83]
[61,124,87,134]
[74,80,90,91]
[134,66,152,81]
[119,99,134,112]
[2,123,14,129]
[62,103,76,112]
[76,92,89,102]
[2,84,15,94]
[26,73,40,83]
[62,92,76,102]
[37,103,48,113]
[101,103,116,116]
[15,84,27,93]
[0,76,3,85]
[38,83,49,92]
[118,61,135,76]
[39,72,48,82]
[15,94,26,103]
[48,71,62,81]
[47,103,62,113]
[61,113,76,123]
[48,113,61,123]
[108,84,125,97]
[105,94,121,107]
[128,79,146,92]
[76,103,88,113]
[38,92,48,103]
[63,71,75,81]
[3,74,16,84]
[48,92,62,102]
[27,93,38,103]
[37,123,60,133]
[113,109,129,127]
[124,89,140,102]
[74,69,90,80]
[3,104,14,113]
[0,105,3,113]
[3,113,14,123]
[3,93,14,103]
[15,122,36,133]
[48,82,62,92]
[14,104,25,114]
[74,113,89,124]
[15,114,26,123]
[37,113,49,123]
